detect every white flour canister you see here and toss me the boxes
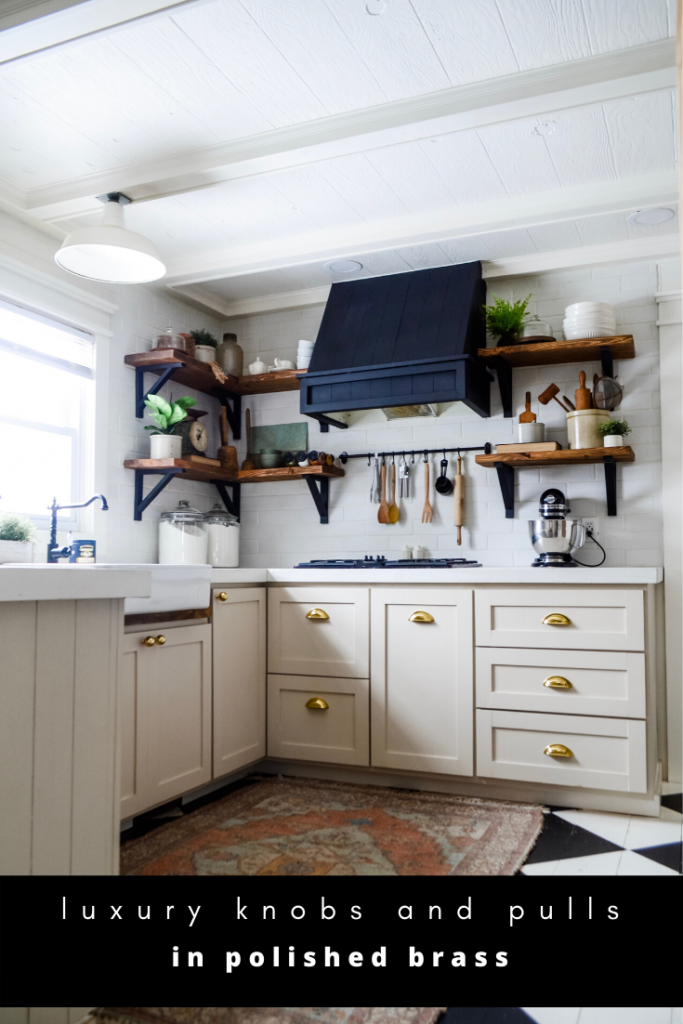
[158,500,208,564]
[205,502,240,567]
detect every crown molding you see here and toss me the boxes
[167,283,331,320]
[11,38,676,223]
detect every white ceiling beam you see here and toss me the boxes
[19,38,676,223]
[0,0,207,65]
[162,171,679,286]
[170,235,681,320]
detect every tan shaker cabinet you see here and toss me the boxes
[268,586,369,677]
[370,588,474,776]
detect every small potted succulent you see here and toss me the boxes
[190,329,218,363]
[0,512,36,564]
[482,293,532,345]
[597,418,631,448]
[144,394,197,459]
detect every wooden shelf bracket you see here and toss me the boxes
[132,466,241,521]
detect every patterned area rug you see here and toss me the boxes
[119,777,542,876]
[98,1010,445,1024]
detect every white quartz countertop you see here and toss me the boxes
[0,564,152,603]
[211,566,663,585]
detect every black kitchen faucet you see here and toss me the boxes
[47,494,108,563]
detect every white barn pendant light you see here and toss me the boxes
[55,192,166,283]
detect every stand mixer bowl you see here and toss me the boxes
[529,519,586,558]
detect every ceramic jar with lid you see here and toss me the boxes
[216,332,244,376]
[204,502,239,567]
[158,500,208,564]
[519,315,554,342]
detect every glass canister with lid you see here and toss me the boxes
[204,502,240,567]
[158,500,209,564]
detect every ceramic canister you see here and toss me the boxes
[566,409,610,449]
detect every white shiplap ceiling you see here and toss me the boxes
[0,0,678,314]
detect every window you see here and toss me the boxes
[0,298,94,527]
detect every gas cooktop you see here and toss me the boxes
[294,556,481,568]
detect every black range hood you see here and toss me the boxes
[299,261,492,429]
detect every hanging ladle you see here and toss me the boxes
[434,455,453,495]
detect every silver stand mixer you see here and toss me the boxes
[529,488,586,567]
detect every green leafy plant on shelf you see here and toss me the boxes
[190,329,218,348]
[144,394,197,435]
[482,293,532,342]
[597,419,631,437]
[0,512,36,542]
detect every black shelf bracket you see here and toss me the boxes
[213,390,242,441]
[494,461,515,518]
[304,475,330,524]
[135,364,182,418]
[133,467,183,520]
[213,480,241,521]
[603,455,617,516]
[309,412,349,433]
[491,356,513,418]
[600,346,614,378]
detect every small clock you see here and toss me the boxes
[178,412,209,457]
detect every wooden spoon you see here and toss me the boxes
[377,461,390,524]
[421,459,433,524]
[388,462,400,523]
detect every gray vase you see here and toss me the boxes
[216,333,244,376]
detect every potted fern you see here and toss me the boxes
[144,394,197,458]
[597,418,631,448]
[191,329,218,363]
[482,294,532,345]
[0,512,36,564]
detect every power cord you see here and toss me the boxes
[573,526,606,567]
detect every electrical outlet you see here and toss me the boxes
[583,518,599,539]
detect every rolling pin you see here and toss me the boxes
[454,456,465,545]
[575,370,592,410]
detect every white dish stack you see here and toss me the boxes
[563,302,616,340]
[297,339,315,369]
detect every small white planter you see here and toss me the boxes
[603,435,624,448]
[150,433,182,459]
[194,345,216,363]
[0,540,34,564]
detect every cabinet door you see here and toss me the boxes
[120,624,212,817]
[371,588,474,776]
[268,674,369,765]
[213,587,266,777]
[268,586,369,677]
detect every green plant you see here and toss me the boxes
[0,512,36,543]
[144,394,197,435]
[597,419,631,437]
[482,293,532,339]
[190,329,218,348]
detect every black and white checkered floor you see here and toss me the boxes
[520,783,682,875]
[442,1010,682,1024]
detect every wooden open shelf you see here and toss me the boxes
[476,446,634,519]
[123,459,343,524]
[125,349,304,397]
[478,334,635,368]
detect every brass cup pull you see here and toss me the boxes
[306,608,329,620]
[216,591,228,602]
[141,636,156,647]
[155,635,166,645]
[409,610,435,623]
[542,613,572,627]
[543,675,573,689]
[544,743,574,758]
[305,697,329,710]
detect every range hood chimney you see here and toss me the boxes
[299,262,492,429]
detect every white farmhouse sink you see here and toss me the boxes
[113,563,212,614]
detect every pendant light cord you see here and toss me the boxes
[573,526,606,567]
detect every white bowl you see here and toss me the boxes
[563,316,616,327]
[563,322,616,333]
[565,302,614,315]
[564,328,615,339]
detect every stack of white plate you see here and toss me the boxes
[297,339,315,369]
[563,302,616,340]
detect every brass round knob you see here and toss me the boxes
[217,591,228,602]
[141,636,156,647]
[155,635,166,645]
[542,613,572,627]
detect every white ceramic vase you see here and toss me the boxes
[603,434,624,448]
[0,540,34,564]
[194,345,216,363]
[150,433,182,459]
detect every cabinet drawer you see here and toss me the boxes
[475,588,644,651]
[476,648,646,719]
[476,709,646,792]
[268,587,369,677]
[267,674,369,765]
